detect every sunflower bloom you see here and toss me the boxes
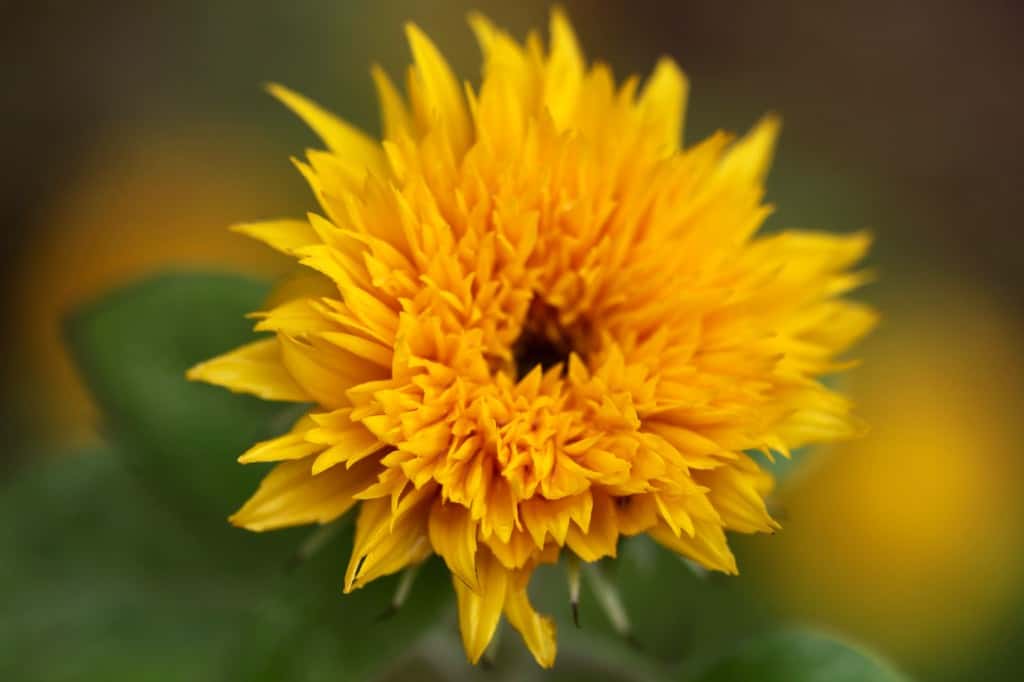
[188,9,874,668]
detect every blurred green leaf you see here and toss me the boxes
[612,536,773,661]
[0,450,251,681]
[521,536,777,681]
[1,450,453,682]
[237,555,453,682]
[65,272,303,529]
[690,629,910,682]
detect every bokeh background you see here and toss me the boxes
[3,1,1023,680]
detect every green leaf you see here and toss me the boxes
[64,272,303,529]
[690,629,910,682]
[1,451,453,682]
[604,536,773,662]
[235,554,453,682]
[0,451,251,681]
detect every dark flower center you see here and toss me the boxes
[513,327,570,379]
[510,299,581,380]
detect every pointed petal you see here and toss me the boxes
[262,270,338,308]
[638,57,688,152]
[469,12,533,104]
[278,333,383,409]
[650,518,738,575]
[230,455,378,532]
[266,83,385,174]
[467,12,499,54]
[405,23,471,151]
[322,331,394,367]
[549,7,584,73]
[716,114,781,186]
[614,493,659,535]
[504,573,556,668]
[544,7,585,127]
[486,527,540,571]
[230,218,319,255]
[306,409,384,473]
[428,498,479,590]
[520,492,593,548]
[371,64,412,141]
[186,339,310,402]
[565,492,618,561]
[453,549,508,664]
[696,455,779,534]
[252,297,338,335]
[344,492,433,592]
[238,415,324,463]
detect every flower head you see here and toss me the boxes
[189,8,874,668]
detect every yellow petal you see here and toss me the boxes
[653,492,697,538]
[504,574,556,668]
[696,455,779,534]
[614,493,659,535]
[290,155,346,226]
[549,8,583,66]
[186,338,310,402]
[306,409,384,474]
[428,498,479,590]
[544,7,585,127]
[262,270,338,308]
[638,57,688,152]
[238,415,324,464]
[788,301,878,355]
[230,455,378,532]
[278,333,383,409]
[716,114,781,186]
[565,492,618,561]
[230,218,319,255]
[468,12,534,112]
[371,64,412,142]
[304,149,375,198]
[344,493,432,592]
[453,549,508,664]
[404,23,471,152]
[467,12,498,55]
[266,83,385,174]
[251,297,337,335]
[520,492,593,548]
[650,517,738,575]
[321,331,394,367]
[486,528,539,571]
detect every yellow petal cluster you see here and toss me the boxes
[189,9,874,667]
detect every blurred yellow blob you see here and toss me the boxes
[763,286,1024,668]
[11,128,295,445]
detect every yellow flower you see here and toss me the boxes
[188,8,874,668]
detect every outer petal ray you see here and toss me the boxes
[504,573,556,668]
[266,83,386,176]
[453,549,508,664]
[231,456,379,532]
[187,338,311,402]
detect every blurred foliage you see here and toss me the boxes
[691,629,909,682]
[65,273,287,527]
